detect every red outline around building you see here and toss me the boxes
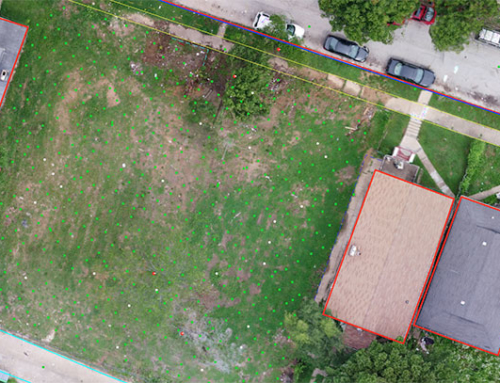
[413,196,500,355]
[322,169,454,344]
[0,17,29,108]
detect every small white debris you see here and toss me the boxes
[122,163,126,168]
[273,220,276,223]
[460,301,465,305]
[161,179,165,183]
[43,158,46,161]
[116,345,119,349]
[59,185,63,188]
[200,368,204,372]
[215,272,219,275]
[316,142,320,145]
[268,241,271,244]
[300,204,304,208]
[483,242,487,246]
[263,262,266,266]
[248,146,252,150]
[324,155,328,158]
[154,73,158,79]
[34,201,37,205]
[24,276,27,280]
[128,304,131,307]
[247,325,250,328]
[199,122,202,125]
[93,272,96,275]
[155,289,158,292]
[51,172,55,176]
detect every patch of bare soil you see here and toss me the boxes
[336,165,355,182]
[360,86,392,105]
[249,283,261,295]
[109,17,136,37]
[141,21,206,80]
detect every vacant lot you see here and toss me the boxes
[0,1,410,381]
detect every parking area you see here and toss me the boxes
[175,0,500,109]
[0,16,28,107]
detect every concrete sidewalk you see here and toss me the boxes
[0,330,125,383]
[468,185,500,201]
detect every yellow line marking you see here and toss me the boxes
[68,0,500,149]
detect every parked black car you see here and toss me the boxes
[386,58,435,87]
[323,35,369,62]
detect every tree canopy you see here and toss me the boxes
[430,0,500,51]
[325,339,455,383]
[318,0,419,44]
[284,298,344,369]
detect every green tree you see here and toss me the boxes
[261,15,306,63]
[430,0,499,51]
[284,298,344,369]
[459,139,486,195]
[326,339,456,383]
[223,43,274,120]
[318,0,419,44]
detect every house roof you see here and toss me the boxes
[324,170,453,341]
[0,17,29,107]
[416,197,500,353]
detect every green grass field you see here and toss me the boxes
[418,122,472,195]
[429,94,500,131]
[0,1,414,382]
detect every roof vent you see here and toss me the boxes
[460,301,466,305]
[483,242,487,246]
[348,245,361,257]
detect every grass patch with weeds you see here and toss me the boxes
[429,94,500,131]
[418,122,472,195]
[0,1,412,382]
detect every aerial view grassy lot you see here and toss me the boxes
[0,1,426,382]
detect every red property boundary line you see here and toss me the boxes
[413,196,500,356]
[158,0,500,117]
[0,17,29,108]
[322,169,454,344]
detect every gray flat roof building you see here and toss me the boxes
[0,16,28,107]
[416,197,500,354]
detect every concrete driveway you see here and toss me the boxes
[173,0,500,110]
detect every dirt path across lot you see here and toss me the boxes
[0,330,126,383]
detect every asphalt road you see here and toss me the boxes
[175,0,500,110]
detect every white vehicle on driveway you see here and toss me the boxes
[253,11,305,39]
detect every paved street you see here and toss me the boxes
[175,0,500,111]
[0,330,126,383]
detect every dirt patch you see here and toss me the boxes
[207,254,219,271]
[336,165,356,182]
[360,86,392,106]
[220,232,232,250]
[236,269,251,282]
[109,17,136,37]
[141,21,207,80]
[107,86,120,107]
[249,283,261,295]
